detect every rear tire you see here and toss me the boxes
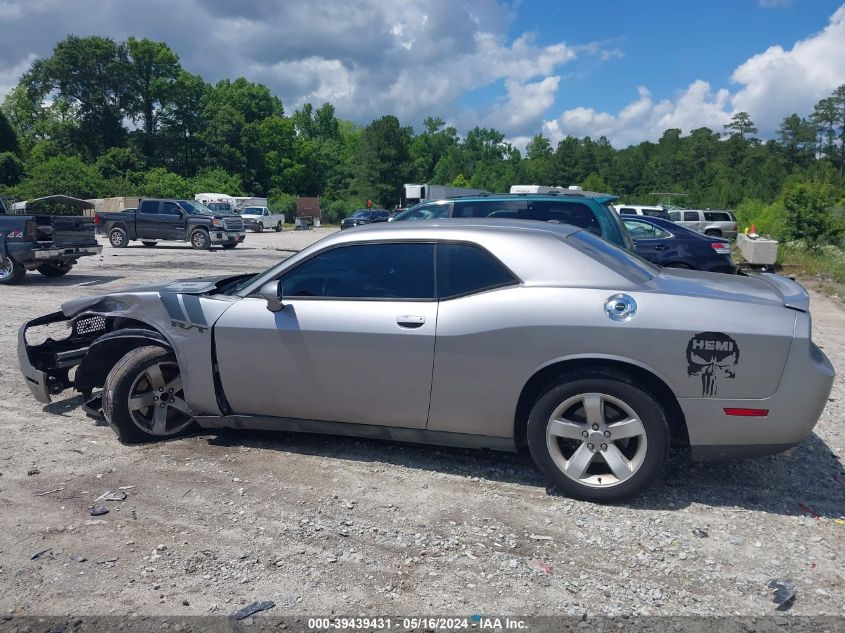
[141,241,157,248]
[275,222,282,232]
[704,229,722,237]
[0,255,26,285]
[102,346,196,444]
[190,229,211,250]
[109,227,128,248]
[526,369,669,502]
[36,261,73,277]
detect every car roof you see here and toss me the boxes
[329,218,582,241]
[433,191,618,204]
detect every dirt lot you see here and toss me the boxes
[0,229,843,618]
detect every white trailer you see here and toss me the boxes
[403,183,488,207]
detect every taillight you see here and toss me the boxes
[724,408,769,417]
[24,219,35,241]
[711,242,731,254]
[93,214,100,226]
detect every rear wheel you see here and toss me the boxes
[36,261,73,277]
[102,346,195,444]
[141,241,157,248]
[190,229,211,250]
[0,255,25,285]
[526,369,669,502]
[704,229,722,237]
[109,227,128,248]
[275,222,282,232]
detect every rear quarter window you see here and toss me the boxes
[704,212,732,222]
[139,200,159,213]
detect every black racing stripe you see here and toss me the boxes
[181,294,207,326]
[159,292,186,321]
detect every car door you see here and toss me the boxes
[623,219,677,265]
[136,200,161,239]
[214,242,438,428]
[683,210,702,233]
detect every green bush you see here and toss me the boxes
[267,190,297,215]
[781,181,839,246]
[735,198,786,238]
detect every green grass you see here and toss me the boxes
[780,244,845,284]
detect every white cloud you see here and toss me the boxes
[543,4,845,147]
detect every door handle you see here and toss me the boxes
[653,244,666,251]
[396,315,426,328]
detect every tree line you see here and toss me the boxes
[1,35,844,231]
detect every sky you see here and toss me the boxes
[1,0,844,148]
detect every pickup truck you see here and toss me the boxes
[96,198,246,250]
[240,206,285,232]
[0,199,101,285]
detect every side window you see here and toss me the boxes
[704,212,730,222]
[529,201,603,235]
[279,243,434,300]
[623,220,651,238]
[162,202,181,215]
[618,207,637,215]
[683,211,699,222]
[437,243,516,299]
[452,200,528,218]
[669,211,681,221]
[139,200,159,214]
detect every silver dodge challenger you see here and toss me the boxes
[18,220,835,501]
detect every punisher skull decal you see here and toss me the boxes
[686,332,740,396]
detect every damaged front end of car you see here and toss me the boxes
[18,310,172,416]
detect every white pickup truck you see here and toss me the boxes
[240,206,285,232]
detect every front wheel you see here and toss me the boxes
[190,229,211,250]
[0,255,26,285]
[254,223,264,233]
[36,261,74,277]
[102,346,196,444]
[526,370,669,502]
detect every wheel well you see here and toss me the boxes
[513,359,689,449]
[109,222,127,232]
[74,319,171,395]
[705,229,722,236]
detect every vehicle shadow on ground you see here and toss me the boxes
[19,274,122,287]
[43,394,86,417]
[119,245,258,251]
[206,429,845,519]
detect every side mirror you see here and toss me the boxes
[260,280,284,312]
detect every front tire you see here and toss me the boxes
[109,227,129,248]
[254,223,264,233]
[0,255,25,285]
[102,346,195,444]
[526,369,669,502]
[36,261,73,277]
[190,229,211,250]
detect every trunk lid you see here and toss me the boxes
[654,268,809,311]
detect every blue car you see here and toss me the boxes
[621,215,736,274]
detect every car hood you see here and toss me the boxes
[654,268,809,311]
[60,274,249,317]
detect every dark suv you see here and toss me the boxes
[341,208,391,230]
[391,191,633,249]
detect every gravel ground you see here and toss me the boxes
[0,229,843,618]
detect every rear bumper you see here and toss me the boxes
[681,337,834,460]
[32,245,101,260]
[18,312,68,404]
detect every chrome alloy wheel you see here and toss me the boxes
[0,256,13,280]
[127,360,193,436]
[545,392,648,488]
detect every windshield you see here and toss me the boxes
[206,202,232,213]
[350,209,370,218]
[392,202,451,221]
[181,201,214,215]
[242,207,263,215]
